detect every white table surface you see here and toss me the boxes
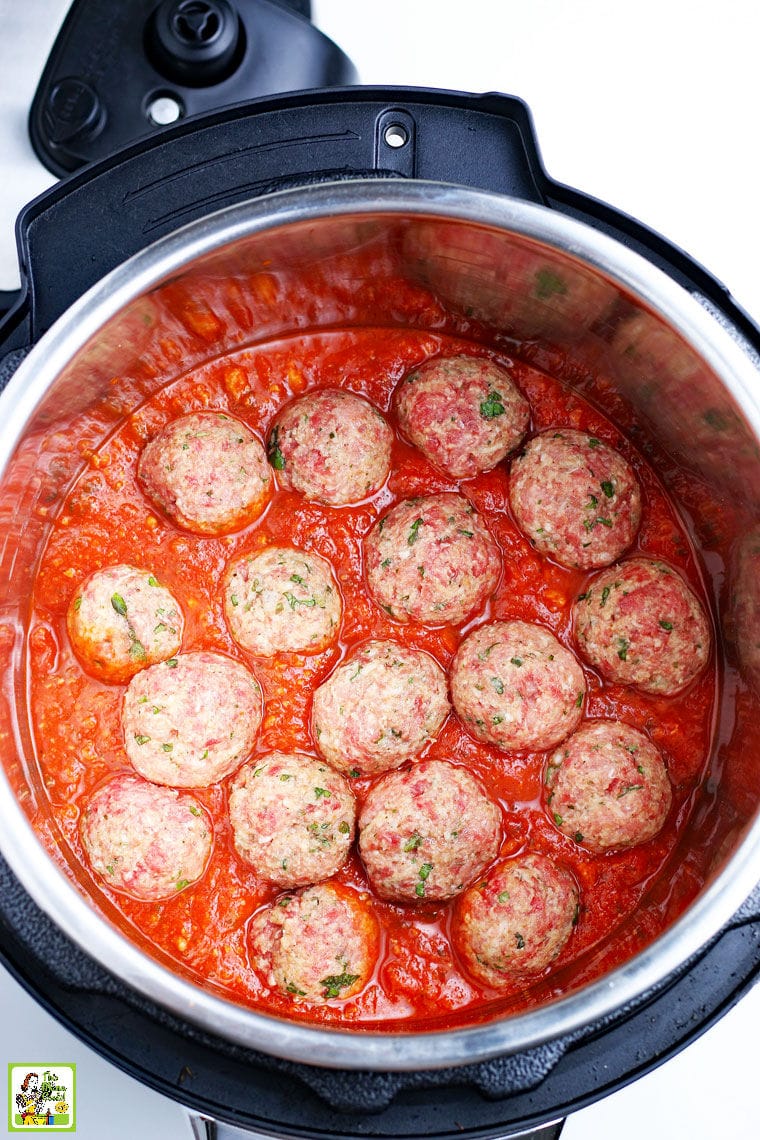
[2,2,759,1137]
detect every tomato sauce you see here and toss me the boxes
[26,285,719,1031]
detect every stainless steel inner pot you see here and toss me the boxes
[2,178,760,1071]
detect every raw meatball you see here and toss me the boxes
[123,651,263,786]
[67,564,183,683]
[137,410,271,535]
[358,759,501,903]
[80,773,212,901]
[223,546,342,656]
[364,493,501,625]
[249,882,379,1002]
[450,621,586,751]
[267,388,393,505]
[453,853,578,986]
[228,752,355,888]
[311,640,450,776]
[573,557,711,695]
[509,429,641,569]
[544,720,672,852]
[394,354,529,478]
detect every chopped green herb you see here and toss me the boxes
[290,573,306,586]
[148,575,160,587]
[161,742,173,752]
[267,426,285,470]
[491,676,505,694]
[617,637,629,661]
[510,657,523,667]
[601,585,611,606]
[73,595,82,611]
[338,821,351,834]
[415,862,433,897]
[458,529,474,537]
[515,932,526,950]
[314,787,331,799]
[600,480,615,498]
[553,812,563,826]
[189,805,201,817]
[176,878,189,891]
[617,783,644,798]
[348,768,361,779]
[111,593,128,617]
[587,437,601,448]
[479,390,506,419]
[575,691,583,708]
[320,972,360,998]
[166,657,178,668]
[659,619,673,631]
[286,981,307,996]
[403,832,423,852]
[134,734,151,745]
[574,831,584,843]
[497,890,510,903]
[408,517,424,545]
[284,591,316,609]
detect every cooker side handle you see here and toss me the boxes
[0,87,550,348]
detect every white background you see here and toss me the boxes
[1,1,760,1137]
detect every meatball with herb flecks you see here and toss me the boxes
[450,620,586,751]
[544,720,672,852]
[358,759,501,904]
[453,853,578,986]
[122,651,263,786]
[228,752,355,888]
[311,640,449,776]
[67,564,183,683]
[364,493,501,626]
[81,774,212,901]
[249,882,379,1002]
[137,411,271,534]
[509,429,641,569]
[572,557,711,694]
[267,388,393,505]
[394,354,529,479]
[223,545,342,656]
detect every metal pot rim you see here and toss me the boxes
[2,177,759,1071]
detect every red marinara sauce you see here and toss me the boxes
[27,293,717,1032]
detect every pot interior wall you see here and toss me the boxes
[2,206,760,1020]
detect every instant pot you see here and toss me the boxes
[2,4,760,1139]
